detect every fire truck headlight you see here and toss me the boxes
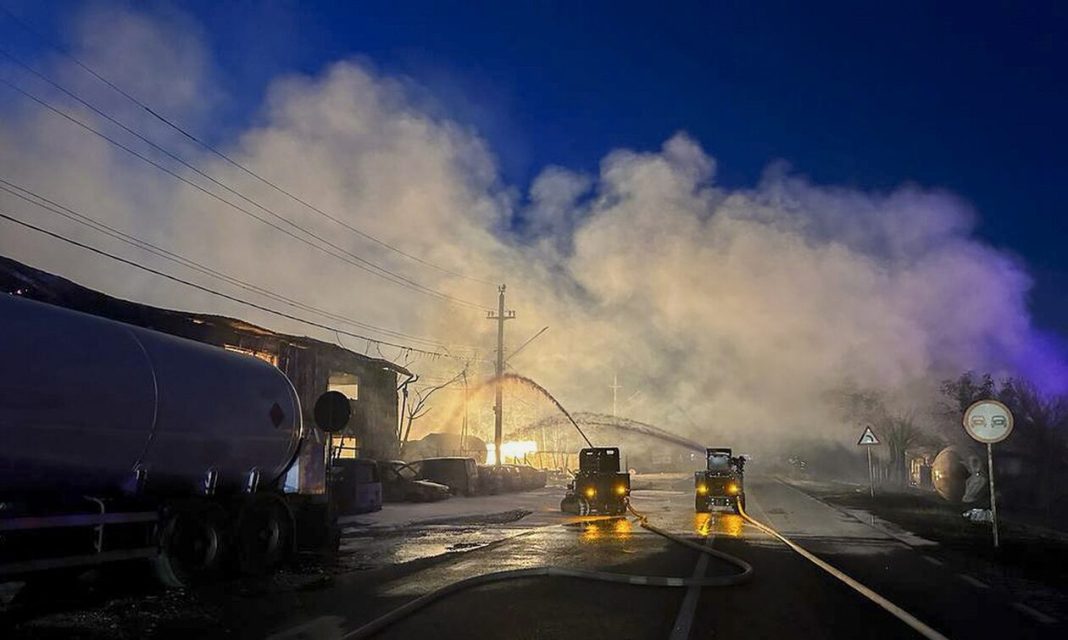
[615,484,627,495]
[697,484,709,495]
[585,487,596,498]
[728,483,740,495]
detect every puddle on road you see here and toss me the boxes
[694,513,746,538]
[338,526,537,570]
[567,517,634,543]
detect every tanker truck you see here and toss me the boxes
[0,294,351,587]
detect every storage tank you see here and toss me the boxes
[931,445,984,503]
[0,294,302,497]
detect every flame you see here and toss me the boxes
[484,440,538,464]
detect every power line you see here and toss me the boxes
[0,71,490,312]
[0,207,475,360]
[0,177,482,354]
[0,6,496,287]
[0,62,488,311]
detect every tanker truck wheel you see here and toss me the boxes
[154,501,229,588]
[234,494,294,576]
[560,495,580,514]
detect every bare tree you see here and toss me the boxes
[832,387,940,489]
[937,371,997,442]
[998,378,1068,516]
[882,412,928,488]
[399,368,468,452]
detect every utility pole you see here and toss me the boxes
[487,284,515,465]
[460,369,469,454]
[610,373,622,417]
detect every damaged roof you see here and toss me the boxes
[0,254,412,377]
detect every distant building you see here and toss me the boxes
[0,255,409,494]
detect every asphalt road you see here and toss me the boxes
[8,476,1063,639]
[247,476,1063,640]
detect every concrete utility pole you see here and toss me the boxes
[487,284,515,466]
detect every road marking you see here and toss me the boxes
[740,504,950,640]
[775,479,936,549]
[921,555,943,567]
[669,530,714,640]
[1012,602,1058,624]
[958,574,989,589]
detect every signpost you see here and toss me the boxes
[857,425,880,498]
[962,399,1014,549]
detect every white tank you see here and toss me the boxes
[0,294,302,497]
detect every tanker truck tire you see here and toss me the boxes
[154,501,229,588]
[234,494,294,576]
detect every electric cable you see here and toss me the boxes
[0,73,489,312]
[0,208,470,360]
[0,178,484,354]
[0,6,496,287]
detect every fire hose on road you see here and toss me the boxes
[340,499,753,639]
[339,497,951,640]
[735,499,949,640]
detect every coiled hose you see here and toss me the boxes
[340,499,753,639]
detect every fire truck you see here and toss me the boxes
[695,447,745,513]
[560,447,631,515]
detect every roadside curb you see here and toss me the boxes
[775,478,935,550]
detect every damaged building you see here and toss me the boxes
[0,255,409,492]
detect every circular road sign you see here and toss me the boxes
[962,399,1014,444]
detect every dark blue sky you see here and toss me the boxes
[5,1,1068,330]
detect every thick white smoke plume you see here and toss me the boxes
[1,6,1059,453]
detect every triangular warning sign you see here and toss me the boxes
[857,426,879,446]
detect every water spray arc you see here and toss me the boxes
[494,373,594,448]
[442,372,699,453]
[515,412,705,454]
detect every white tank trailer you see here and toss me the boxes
[0,294,350,586]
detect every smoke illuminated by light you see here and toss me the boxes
[1,3,1065,461]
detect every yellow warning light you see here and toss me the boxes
[615,484,627,495]
[585,487,597,498]
[697,484,709,495]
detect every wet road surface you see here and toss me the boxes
[253,476,1063,639]
[7,476,1063,638]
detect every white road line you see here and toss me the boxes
[958,574,990,589]
[669,530,714,640]
[1012,602,1058,625]
[921,555,943,567]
